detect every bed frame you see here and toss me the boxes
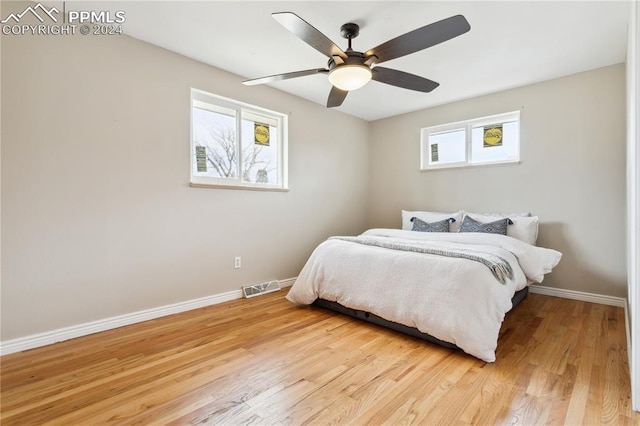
[312,286,529,351]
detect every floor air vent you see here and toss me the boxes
[242,280,281,298]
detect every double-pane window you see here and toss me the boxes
[191,89,288,190]
[421,111,520,170]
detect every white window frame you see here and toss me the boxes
[420,111,520,171]
[190,88,289,191]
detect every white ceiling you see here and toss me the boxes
[60,1,630,121]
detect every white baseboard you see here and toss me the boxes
[4,280,618,357]
[0,277,297,356]
[529,284,627,307]
[279,277,295,288]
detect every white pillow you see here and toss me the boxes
[463,212,539,245]
[402,210,464,232]
[470,212,531,218]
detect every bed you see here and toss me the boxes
[311,286,530,352]
[286,212,562,362]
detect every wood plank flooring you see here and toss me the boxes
[1,291,637,425]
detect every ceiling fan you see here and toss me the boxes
[243,12,470,108]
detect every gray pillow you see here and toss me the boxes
[459,216,511,235]
[410,217,453,232]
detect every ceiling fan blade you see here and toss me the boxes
[372,67,439,92]
[327,86,348,108]
[365,15,470,64]
[243,68,328,86]
[272,12,347,59]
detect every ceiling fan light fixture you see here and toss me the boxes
[328,64,372,91]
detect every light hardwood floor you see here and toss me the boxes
[1,291,637,425]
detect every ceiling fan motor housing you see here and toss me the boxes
[328,25,374,92]
[327,51,368,70]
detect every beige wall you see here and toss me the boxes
[1,23,370,339]
[368,64,627,297]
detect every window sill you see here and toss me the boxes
[190,182,290,192]
[421,159,521,172]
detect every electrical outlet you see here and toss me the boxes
[234,256,241,269]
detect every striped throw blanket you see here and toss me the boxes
[330,236,514,284]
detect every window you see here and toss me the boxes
[190,89,288,190]
[420,111,520,170]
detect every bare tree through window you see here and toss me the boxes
[193,111,277,183]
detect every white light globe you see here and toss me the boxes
[328,65,372,91]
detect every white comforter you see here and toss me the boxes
[287,229,562,362]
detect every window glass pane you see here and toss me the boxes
[427,129,466,165]
[241,111,279,185]
[192,105,238,179]
[470,120,519,164]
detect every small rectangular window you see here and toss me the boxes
[421,111,520,170]
[190,89,288,190]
